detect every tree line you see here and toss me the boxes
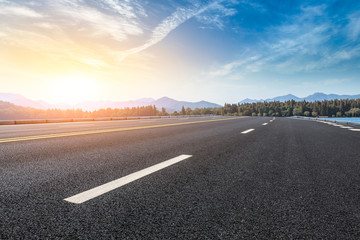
[223,99,360,117]
[0,101,220,120]
[1,98,360,120]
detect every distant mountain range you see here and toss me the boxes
[72,97,221,112]
[0,93,221,112]
[2,92,359,112]
[239,92,360,104]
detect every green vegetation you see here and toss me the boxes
[223,99,360,117]
[1,99,360,120]
[0,101,221,120]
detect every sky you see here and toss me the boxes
[0,0,360,105]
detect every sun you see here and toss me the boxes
[49,75,99,105]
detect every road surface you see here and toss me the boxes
[1,116,360,239]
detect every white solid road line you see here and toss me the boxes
[262,123,268,126]
[64,154,192,204]
[241,129,255,134]
[323,122,356,129]
[349,129,360,131]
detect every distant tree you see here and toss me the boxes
[293,107,301,116]
[3,98,360,120]
[201,108,213,115]
[192,108,201,115]
[185,107,192,115]
[243,109,251,116]
[161,107,168,116]
[287,107,294,116]
[153,105,158,116]
[181,106,186,115]
[345,108,360,117]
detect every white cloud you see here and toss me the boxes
[322,79,349,86]
[58,6,143,42]
[0,6,43,18]
[35,22,56,29]
[208,3,358,76]
[0,0,236,67]
[116,0,225,60]
[303,46,360,71]
[346,11,360,41]
[0,0,147,68]
[101,0,146,18]
[299,4,327,21]
[196,1,237,30]
[208,55,261,76]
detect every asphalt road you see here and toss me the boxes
[1,116,360,239]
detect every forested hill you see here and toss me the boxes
[0,101,219,120]
[225,99,360,117]
[0,101,162,120]
[1,98,360,120]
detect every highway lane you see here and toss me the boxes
[1,117,360,239]
[0,116,240,139]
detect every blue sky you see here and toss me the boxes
[0,0,359,104]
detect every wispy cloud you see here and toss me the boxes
[0,0,145,67]
[116,0,226,60]
[0,5,43,18]
[209,3,360,77]
[56,4,143,42]
[101,0,147,18]
[346,11,360,41]
[196,1,238,30]
[322,78,349,86]
[0,0,233,66]
[208,55,261,76]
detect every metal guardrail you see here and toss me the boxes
[0,115,217,125]
[289,116,360,126]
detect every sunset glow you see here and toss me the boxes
[48,75,99,105]
[0,1,360,105]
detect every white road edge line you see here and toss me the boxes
[241,129,255,134]
[262,123,268,126]
[349,129,360,131]
[64,154,192,204]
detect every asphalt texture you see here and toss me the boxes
[1,116,360,239]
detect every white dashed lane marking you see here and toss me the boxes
[241,129,255,134]
[64,154,192,204]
